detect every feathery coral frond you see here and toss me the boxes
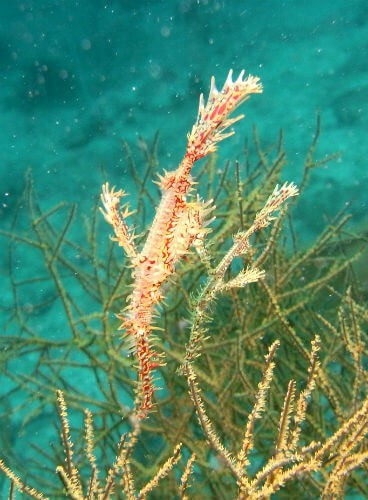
[137,443,182,500]
[0,460,47,500]
[56,390,83,498]
[179,453,196,500]
[237,340,280,469]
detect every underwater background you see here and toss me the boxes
[0,0,367,498]
[1,0,368,241]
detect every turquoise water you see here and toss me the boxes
[1,0,367,239]
[0,0,367,497]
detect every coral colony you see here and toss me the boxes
[100,70,298,417]
[2,70,368,499]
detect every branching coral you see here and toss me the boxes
[1,68,368,499]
